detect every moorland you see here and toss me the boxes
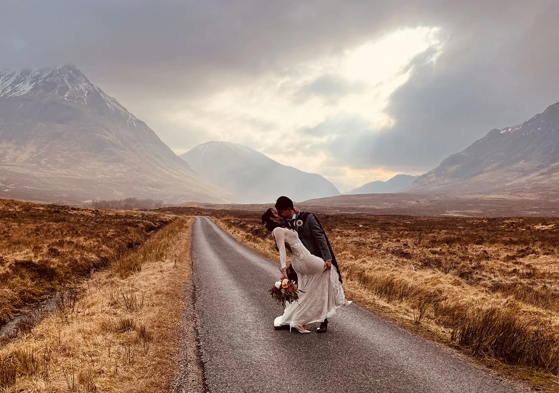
[2,197,558,392]
[0,199,204,392]
[179,192,559,217]
[164,206,559,391]
[0,199,173,327]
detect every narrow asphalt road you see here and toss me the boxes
[192,217,525,393]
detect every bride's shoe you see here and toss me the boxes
[294,325,310,334]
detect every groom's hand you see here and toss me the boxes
[324,260,332,270]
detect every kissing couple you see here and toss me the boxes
[261,196,351,334]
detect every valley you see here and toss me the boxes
[3,3,559,392]
[0,200,201,392]
[2,199,559,391]
[165,206,559,391]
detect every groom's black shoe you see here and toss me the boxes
[317,319,328,333]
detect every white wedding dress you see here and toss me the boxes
[272,227,348,329]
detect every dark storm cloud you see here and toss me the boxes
[1,0,558,174]
[0,0,411,98]
[321,1,559,172]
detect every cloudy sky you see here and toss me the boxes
[1,1,558,190]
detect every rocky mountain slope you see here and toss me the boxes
[181,141,340,203]
[348,174,418,194]
[0,65,227,204]
[405,101,559,197]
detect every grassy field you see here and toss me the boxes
[0,215,202,392]
[3,198,558,391]
[0,199,173,328]
[164,207,559,391]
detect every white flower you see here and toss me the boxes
[296,219,303,227]
[275,281,281,289]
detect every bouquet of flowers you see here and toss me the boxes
[269,279,299,309]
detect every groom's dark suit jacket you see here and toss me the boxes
[286,211,342,283]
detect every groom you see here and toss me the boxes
[275,196,342,333]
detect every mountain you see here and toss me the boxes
[180,141,340,203]
[0,64,227,204]
[405,101,559,197]
[347,174,418,194]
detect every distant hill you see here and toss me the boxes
[181,141,340,203]
[404,101,559,197]
[0,65,227,204]
[347,174,418,194]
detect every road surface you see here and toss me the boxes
[191,217,524,393]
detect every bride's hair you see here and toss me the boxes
[261,208,281,232]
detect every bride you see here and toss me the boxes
[261,208,349,333]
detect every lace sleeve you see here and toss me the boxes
[272,227,287,269]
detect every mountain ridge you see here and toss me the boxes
[181,141,340,203]
[347,174,418,194]
[0,64,227,204]
[404,101,559,196]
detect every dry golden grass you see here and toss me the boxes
[0,216,202,392]
[0,199,173,326]
[172,207,559,391]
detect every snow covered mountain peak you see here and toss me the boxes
[0,65,227,204]
[0,64,92,99]
[0,64,139,125]
[406,100,559,196]
[499,101,559,136]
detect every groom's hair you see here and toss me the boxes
[275,196,294,211]
[261,208,280,232]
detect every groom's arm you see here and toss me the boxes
[307,214,332,263]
